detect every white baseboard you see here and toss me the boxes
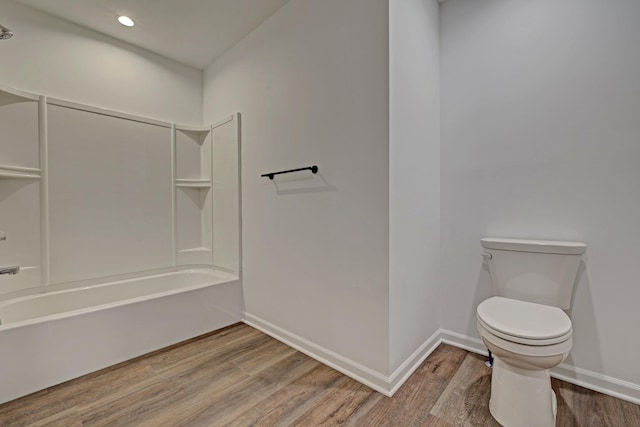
[387,328,443,395]
[243,315,640,405]
[439,329,640,406]
[243,313,393,395]
[439,329,488,355]
[244,313,443,397]
[552,363,640,405]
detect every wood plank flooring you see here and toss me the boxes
[1,323,639,426]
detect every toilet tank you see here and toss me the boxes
[481,238,586,310]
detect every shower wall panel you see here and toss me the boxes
[47,105,173,284]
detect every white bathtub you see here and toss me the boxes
[0,269,242,404]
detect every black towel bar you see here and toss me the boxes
[261,165,318,180]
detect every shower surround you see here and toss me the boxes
[0,83,241,403]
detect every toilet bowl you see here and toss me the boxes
[477,297,573,427]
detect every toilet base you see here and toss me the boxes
[489,356,557,427]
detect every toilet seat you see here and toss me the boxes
[478,321,573,358]
[478,318,572,347]
[477,297,572,346]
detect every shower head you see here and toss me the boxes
[0,24,13,40]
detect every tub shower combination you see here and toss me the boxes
[0,84,241,404]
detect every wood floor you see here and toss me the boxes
[1,323,639,426]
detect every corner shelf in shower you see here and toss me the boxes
[174,122,214,266]
[175,125,211,145]
[177,247,213,265]
[178,247,212,254]
[176,179,212,188]
[0,165,41,179]
[0,85,39,107]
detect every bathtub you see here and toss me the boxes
[0,269,242,404]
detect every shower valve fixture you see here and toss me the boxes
[0,24,14,40]
[0,266,20,276]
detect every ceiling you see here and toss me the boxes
[14,0,290,69]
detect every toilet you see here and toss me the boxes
[477,238,586,427]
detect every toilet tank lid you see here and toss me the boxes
[481,238,586,255]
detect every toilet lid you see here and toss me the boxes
[477,297,572,340]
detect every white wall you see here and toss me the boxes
[441,0,640,386]
[0,0,202,124]
[389,0,440,373]
[204,0,391,374]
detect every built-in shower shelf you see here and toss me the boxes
[176,125,211,145]
[0,85,39,107]
[176,179,211,188]
[176,124,211,134]
[178,247,212,254]
[176,247,213,265]
[0,165,41,179]
[174,122,214,267]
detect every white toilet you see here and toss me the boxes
[477,237,586,427]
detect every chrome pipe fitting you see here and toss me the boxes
[0,266,20,275]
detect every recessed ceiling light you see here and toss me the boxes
[117,16,135,27]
